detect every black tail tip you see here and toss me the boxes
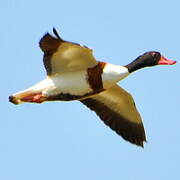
[9,95,18,105]
[9,95,14,103]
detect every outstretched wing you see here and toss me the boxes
[39,28,98,75]
[80,84,146,147]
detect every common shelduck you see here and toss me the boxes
[9,28,176,147]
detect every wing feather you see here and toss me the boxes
[80,84,146,147]
[39,29,98,75]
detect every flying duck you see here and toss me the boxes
[9,28,176,147]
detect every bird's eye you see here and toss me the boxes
[151,52,160,60]
[152,52,157,58]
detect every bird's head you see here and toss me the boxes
[140,51,176,66]
[126,51,177,73]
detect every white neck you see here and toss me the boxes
[101,63,129,89]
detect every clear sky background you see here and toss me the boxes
[1,0,179,179]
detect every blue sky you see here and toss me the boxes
[1,0,179,179]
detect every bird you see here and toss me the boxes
[9,28,176,147]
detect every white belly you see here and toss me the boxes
[45,71,92,96]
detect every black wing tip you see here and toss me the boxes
[39,28,64,52]
[102,112,147,148]
[39,28,63,45]
[80,98,147,148]
[139,139,148,148]
[136,139,146,148]
[53,27,63,40]
[39,33,50,49]
[40,32,52,40]
[119,122,146,148]
[116,128,146,148]
[39,33,53,51]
